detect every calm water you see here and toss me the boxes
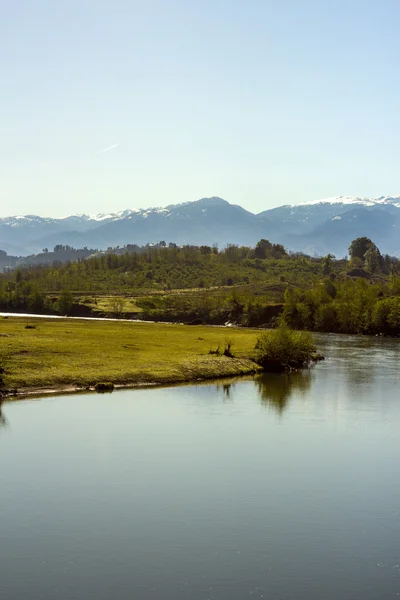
[1,334,400,600]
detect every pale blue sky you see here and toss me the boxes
[1,0,399,217]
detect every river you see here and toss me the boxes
[1,334,400,599]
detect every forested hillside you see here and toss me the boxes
[1,237,400,334]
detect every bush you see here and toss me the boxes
[95,382,114,393]
[110,297,125,316]
[209,344,221,355]
[223,337,234,357]
[255,324,317,372]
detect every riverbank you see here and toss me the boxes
[0,317,263,397]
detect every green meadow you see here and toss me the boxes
[0,317,262,393]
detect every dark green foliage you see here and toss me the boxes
[0,240,303,300]
[1,237,400,335]
[187,318,203,325]
[324,279,337,299]
[95,382,114,393]
[364,247,381,273]
[255,324,316,372]
[278,238,400,334]
[254,239,287,259]
[348,237,377,261]
[57,290,74,315]
[282,275,400,335]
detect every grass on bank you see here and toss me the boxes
[0,317,262,392]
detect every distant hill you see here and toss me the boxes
[0,249,18,270]
[2,195,400,257]
[257,196,400,256]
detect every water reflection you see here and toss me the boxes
[3,334,400,600]
[222,383,232,401]
[211,371,314,412]
[0,401,8,429]
[212,380,237,402]
[255,370,312,414]
[319,336,377,390]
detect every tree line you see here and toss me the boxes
[282,238,400,334]
[1,237,400,334]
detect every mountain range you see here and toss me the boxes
[2,195,400,258]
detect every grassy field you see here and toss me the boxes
[83,296,143,315]
[0,317,262,394]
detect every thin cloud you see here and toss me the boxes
[95,143,120,155]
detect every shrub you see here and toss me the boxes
[255,323,316,372]
[223,337,234,358]
[110,297,125,316]
[95,382,114,393]
[209,345,221,355]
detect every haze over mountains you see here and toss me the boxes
[2,195,400,258]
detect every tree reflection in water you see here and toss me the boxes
[222,383,232,401]
[213,380,236,402]
[0,401,8,430]
[255,370,312,414]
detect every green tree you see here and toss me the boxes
[15,269,23,284]
[364,247,381,273]
[322,254,335,275]
[372,299,391,332]
[29,289,45,313]
[387,298,400,333]
[314,304,337,331]
[348,237,378,262]
[324,279,337,299]
[57,290,73,315]
[254,239,272,259]
[271,244,287,259]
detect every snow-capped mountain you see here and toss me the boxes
[256,195,400,255]
[2,195,400,258]
[300,195,400,207]
[0,198,268,256]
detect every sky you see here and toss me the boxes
[1,0,400,217]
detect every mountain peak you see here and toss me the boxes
[299,195,400,207]
[3,194,400,258]
[197,196,229,205]
[169,196,229,210]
